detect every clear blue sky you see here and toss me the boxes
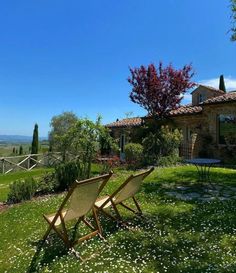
[0,0,235,137]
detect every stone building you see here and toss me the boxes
[106,85,236,162]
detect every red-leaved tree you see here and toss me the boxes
[128,62,196,118]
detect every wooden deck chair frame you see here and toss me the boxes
[41,172,113,259]
[95,167,154,224]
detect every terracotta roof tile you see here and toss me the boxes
[106,117,142,128]
[106,92,236,128]
[202,91,236,105]
[168,105,202,116]
[106,106,202,128]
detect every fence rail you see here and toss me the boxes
[0,152,63,174]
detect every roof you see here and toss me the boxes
[106,117,142,128]
[191,84,225,94]
[106,106,202,128]
[202,91,236,105]
[168,105,202,116]
[106,92,236,128]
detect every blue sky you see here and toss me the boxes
[0,0,235,137]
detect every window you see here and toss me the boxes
[198,93,205,103]
[218,114,236,145]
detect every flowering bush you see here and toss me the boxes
[128,62,195,117]
[100,156,120,173]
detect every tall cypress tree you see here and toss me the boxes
[31,124,39,154]
[219,75,226,92]
[19,145,23,155]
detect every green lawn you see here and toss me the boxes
[1,166,236,273]
[0,168,53,202]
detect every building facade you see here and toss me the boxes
[106,85,236,162]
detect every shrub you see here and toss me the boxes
[159,126,183,156]
[55,160,81,191]
[143,125,183,165]
[158,154,182,167]
[7,178,37,204]
[142,132,160,164]
[124,143,143,166]
[36,172,58,195]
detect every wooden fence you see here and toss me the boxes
[0,152,63,174]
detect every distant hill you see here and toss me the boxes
[0,135,47,143]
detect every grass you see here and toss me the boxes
[0,163,102,202]
[0,143,31,156]
[0,168,53,202]
[0,165,236,272]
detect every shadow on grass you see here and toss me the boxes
[27,216,119,273]
[27,197,236,273]
[27,235,68,273]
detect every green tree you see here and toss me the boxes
[49,113,117,177]
[231,0,236,41]
[49,112,78,161]
[19,145,23,155]
[219,75,226,92]
[66,118,102,178]
[31,124,39,154]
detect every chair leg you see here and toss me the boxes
[83,217,96,230]
[119,202,137,214]
[132,197,142,215]
[111,200,122,221]
[43,215,72,248]
[52,225,72,248]
[60,213,70,245]
[42,223,53,244]
[72,217,83,243]
[42,215,57,244]
[97,207,119,221]
[93,208,103,237]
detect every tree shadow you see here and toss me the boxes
[27,216,120,273]
[27,235,68,273]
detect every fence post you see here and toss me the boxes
[27,156,30,170]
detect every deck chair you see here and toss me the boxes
[95,167,154,224]
[42,172,113,259]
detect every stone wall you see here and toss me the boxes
[171,102,236,161]
[169,114,205,159]
[202,103,236,161]
[108,101,236,162]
